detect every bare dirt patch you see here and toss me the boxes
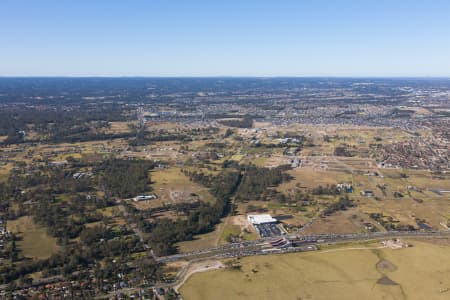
[376,259,397,272]
[377,275,398,286]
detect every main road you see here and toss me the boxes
[156,230,450,264]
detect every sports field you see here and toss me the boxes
[181,240,450,300]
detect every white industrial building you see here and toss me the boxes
[247,214,277,225]
[133,194,157,202]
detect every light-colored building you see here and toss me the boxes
[247,214,277,225]
[133,195,157,201]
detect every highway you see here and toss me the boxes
[156,230,450,264]
[94,230,450,298]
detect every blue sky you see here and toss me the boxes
[1,0,450,76]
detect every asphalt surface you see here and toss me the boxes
[156,230,450,263]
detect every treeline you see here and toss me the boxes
[8,167,95,195]
[0,104,131,144]
[334,144,356,157]
[369,213,416,231]
[311,184,340,196]
[149,170,241,255]
[0,158,166,287]
[235,165,291,201]
[129,126,219,146]
[218,116,253,128]
[184,163,291,202]
[0,232,160,285]
[126,170,241,255]
[98,159,155,198]
[4,160,113,243]
[31,194,108,243]
[130,131,193,146]
[322,196,353,216]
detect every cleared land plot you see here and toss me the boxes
[7,216,59,260]
[356,195,449,230]
[105,121,133,134]
[278,166,352,191]
[177,220,226,253]
[219,222,257,244]
[301,209,372,234]
[181,241,450,300]
[0,163,13,182]
[132,167,215,210]
[277,164,449,232]
[353,169,450,229]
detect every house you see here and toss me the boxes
[360,190,374,197]
[337,183,353,193]
[290,158,302,168]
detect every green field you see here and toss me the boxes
[181,240,450,300]
[7,216,60,260]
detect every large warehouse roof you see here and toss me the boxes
[247,214,277,225]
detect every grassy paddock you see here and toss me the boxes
[7,216,60,260]
[150,167,215,205]
[177,220,226,253]
[181,240,450,300]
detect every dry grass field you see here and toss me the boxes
[152,167,215,203]
[278,166,352,191]
[132,167,215,210]
[177,220,226,253]
[105,121,133,134]
[301,210,368,234]
[181,240,450,300]
[6,216,60,260]
[274,155,449,232]
[0,163,13,182]
[351,168,450,230]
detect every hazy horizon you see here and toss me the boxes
[1,76,450,79]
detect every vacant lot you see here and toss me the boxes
[105,121,133,134]
[7,216,60,260]
[278,166,352,191]
[181,240,450,300]
[132,167,215,209]
[177,221,225,253]
[0,162,12,182]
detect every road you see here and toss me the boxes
[95,230,450,298]
[156,230,450,264]
[118,203,157,258]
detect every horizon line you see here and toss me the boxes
[1,75,450,79]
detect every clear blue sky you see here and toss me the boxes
[1,0,450,77]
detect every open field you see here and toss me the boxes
[177,221,225,253]
[177,215,258,253]
[0,163,13,182]
[278,166,352,191]
[301,210,370,234]
[181,240,450,300]
[105,121,133,134]
[273,154,450,232]
[132,167,215,210]
[219,221,257,244]
[6,216,60,260]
